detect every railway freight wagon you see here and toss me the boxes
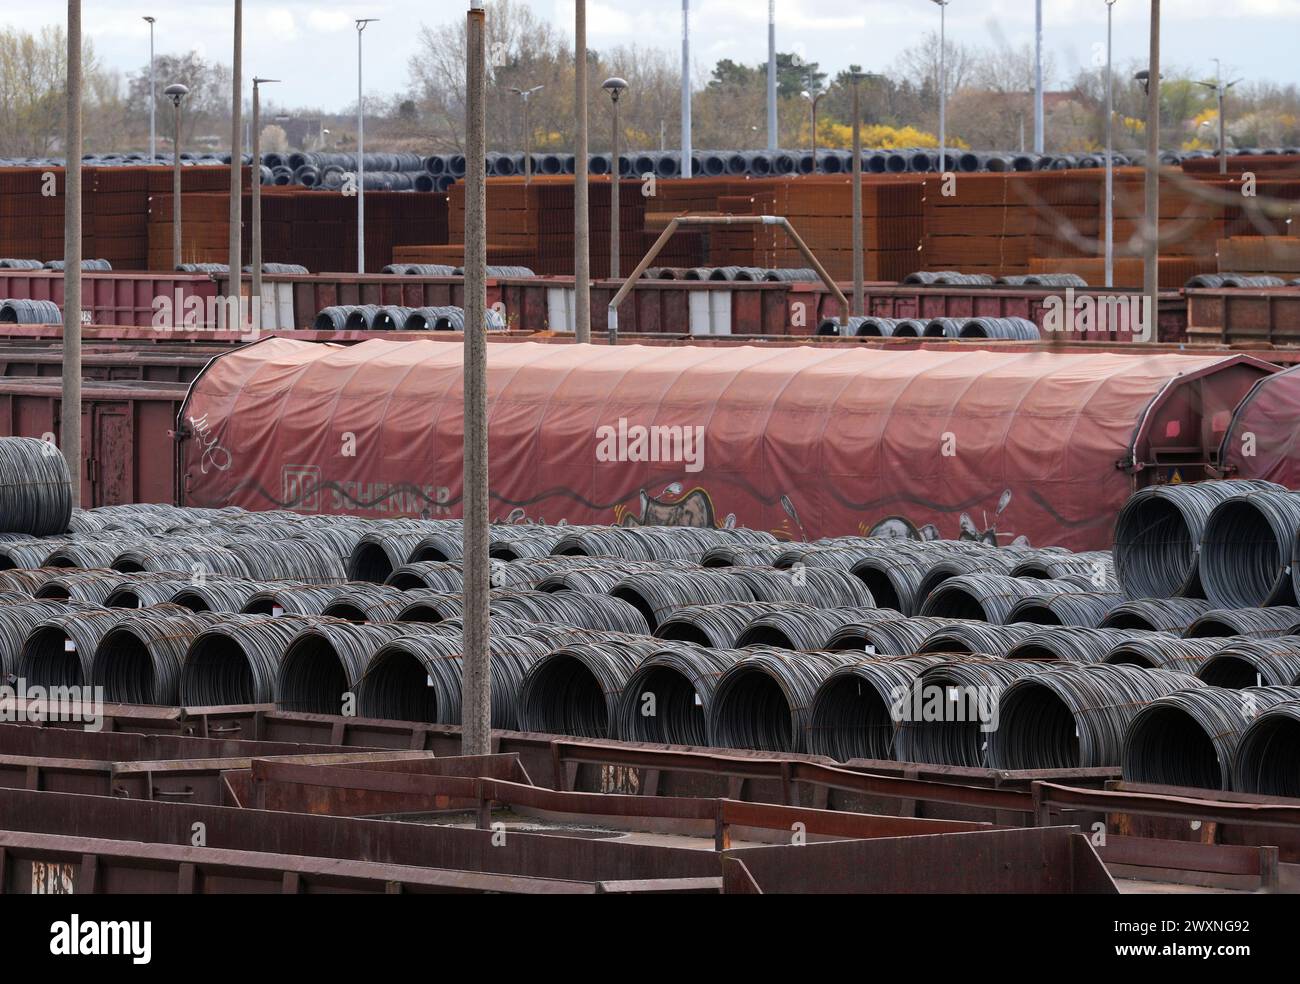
[176,338,1272,550]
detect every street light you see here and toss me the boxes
[602,77,628,292]
[164,83,189,270]
[1195,60,1241,176]
[928,0,949,175]
[143,16,156,162]
[849,70,866,315]
[801,88,831,171]
[1104,0,1116,288]
[355,17,378,273]
[509,84,544,184]
[767,0,777,150]
[251,77,280,319]
[1034,0,1044,153]
[681,0,692,179]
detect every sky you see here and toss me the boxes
[3,0,1298,110]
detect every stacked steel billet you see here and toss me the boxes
[1234,703,1300,795]
[178,615,319,704]
[359,629,555,727]
[724,566,875,608]
[1007,627,1171,664]
[708,649,858,753]
[734,606,882,651]
[518,638,665,738]
[1197,637,1300,688]
[654,602,803,648]
[608,569,758,630]
[917,621,1040,655]
[18,607,158,687]
[240,583,363,616]
[1122,686,1300,790]
[92,610,230,704]
[1004,590,1125,627]
[1099,597,1215,632]
[988,664,1204,770]
[615,645,740,745]
[386,561,465,592]
[1114,480,1284,600]
[1102,635,1233,673]
[0,440,72,536]
[919,573,1097,623]
[169,578,277,613]
[0,601,89,674]
[318,584,415,623]
[894,659,1040,767]
[103,578,198,608]
[492,590,650,635]
[275,621,432,714]
[825,615,958,655]
[1184,606,1300,639]
[807,656,953,761]
[1200,489,1300,608]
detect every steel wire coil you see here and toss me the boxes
[825,614,957,655]
[0,299,62,324]
[1122,685,1300,790]
[488,526,574,560]
[849,556,927,615]
[0,600,87,674]
[91,610,228,705]
[1005,590,1125,627]
[240,583,363,616]
[406,531,465,563]
[1009,551,1113,583]
[518,638,664,737]
[102,578,198,608]
[615,644,740,744]
[894,658,1037,766]
[0,568,66,595]
[722,565,875,608]
[959,317,1040,340]
[1196,636,1300,688]
[0,438,72,536]
[395,591,469,623]
[492,590,649,634]
[699,544,789,568]
[1098,597,1215,632]
[530,559,689,594]
[919,573,1092,623]
[653,602,800,648]
[276,621,428,714]
[0,538,66,569]
[318,584,412,623]
[169,577,277,613]
[922,317,966,338]
[917,620,1040,655]
[1184,606,1300,639]
[49,539,142,568]
[806,655,954,761]
[111,543,250,578]
[607,569,755,630]
[178,614,319,705]
[18,607,148,687]
[1201,490,1300,608]
[915,554,1018,605]
[229,535,351,583]
[346,530,434,582]
[1006,627,1170,663]
[1102,634,1232,672]
[988,663,1204,770]
[1233,702,1300,795]
[385,561,465,592]
[34,569,184,605]
[734,606,882,651]
[709,648,858,753]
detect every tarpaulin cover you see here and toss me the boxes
[179,338,1243,550]
[1222,363,1300,486]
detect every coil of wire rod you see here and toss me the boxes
[385,561,466,592]
[653,602,799,648]
[915,554,1018,606]
[919,573,1091,623]
[1009,550,1114,585]
[959,317,1040,340]
[346,530,436,582]
[111,543,250,578]
[1233,701,1300,795]
[0,537,67,569]
[1184,606,1300,639]
[0,568,73,595]
[722,565,876,608]
[1006,627,1171,663]
[1004,590,1125,627]
[549,527,661,561]
[492,590,650,635]
[1200,490,1300,608]
[607,569,756,630]
[917,620,1040,655]
[1122,685,1300,790]
[45,538,137,569]
[806,655,955,761]
[1113,480,1282,600]
[0,436,73,532]
[178,614,323,705]
[276,621,429,714]
[1196,636,1300,688]
[358,630,552,728]
[31,569,129,603]
[893,658,1039,767]
[734,606,881,651]
[708,648,858,753]
[92,610,229,705]
[1102,634,1231,673]
[0,600,89,674]
[849,556,927,615]
[18,607,148,687]
[528,558,689,594]
[169,577,273,613]
[101,577,199,608]
[614,644,741,745]
[987,663,1204,770]
[318,584,413,623]
[825,614,955,655]
[1098,596,1215,632]
[699,544,788,568]
[518,638,664,737]
[240,583,363,616]
[404,531,465,563]
[488,526,573,560]
[226,537,349,583]
[395,591,469,623]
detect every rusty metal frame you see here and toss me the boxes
[606,215,851,342]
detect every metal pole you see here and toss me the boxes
[938,0,946,173]
[523,96,532,184]
[172,100,182,269]
[1218,85,1227,176]
[766,0,777,151]
[146,17,156,162]
[810,97,817,166]
[251,79,277,320]
[355,21,373,273]
[462,0,491,758]
[1034,0,1044,154]
[681,0,691,179]
[1105,0,1115,288]
[229,0,242,313]
[852,77,863,315]
[1143,0,1160,339]
[63,0,82,509]
[575,0,591,341]
[611,97,621,282]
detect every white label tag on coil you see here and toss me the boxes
[64,638,75,652]
[272,605,284,617]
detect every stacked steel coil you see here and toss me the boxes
[1234,702,1300,796]
[1200,490,1300,608]
[92,610,228,704]
[1099,597,1215,633]
[615,644,739,745]
[1102,635,1230,673]
[518,638,664,737]
[1184,606,1300,639]
[806,655,952,761]
[654,602,797,648]
[1006,626,1167,664]
[824,614,958,656]
[0,437,73,535]
[1196,637,1300,688]
[919,574,1090,623]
